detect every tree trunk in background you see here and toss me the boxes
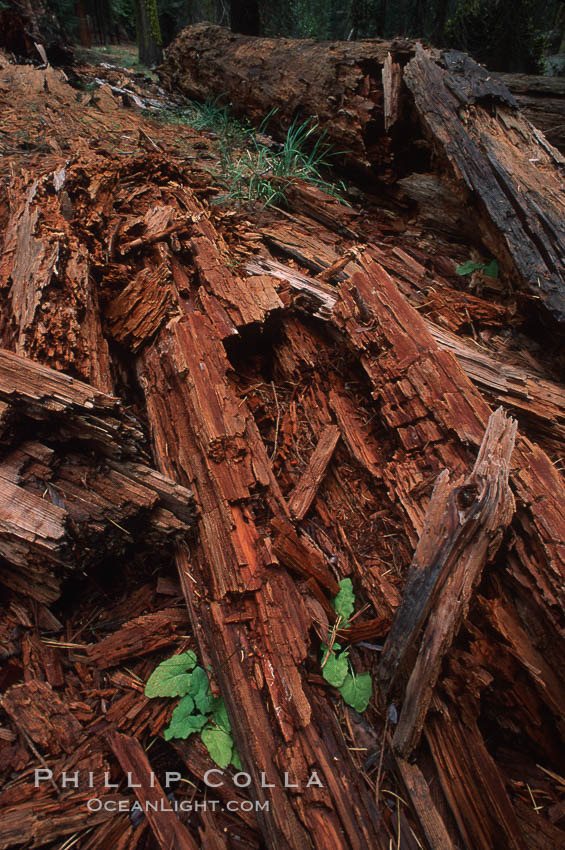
[0,0,73,63]
[89,0,112,44]
[215,0,229,27]
[377,0,388,35]
[135,0,164,66]
[75,0,91,47]
[431,0,450,43]
[229,0,260,35]
[408,0,426,35]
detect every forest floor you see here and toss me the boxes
[1,44,565,850]
[72,43,158,78]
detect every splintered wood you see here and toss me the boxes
[1,31,565,850]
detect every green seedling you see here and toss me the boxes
[320,578,373,713]
[145,651,240,769]
[456,259,499,278]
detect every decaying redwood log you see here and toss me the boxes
[162,27,565,327]
[137,308,381,848]
[403,47,565,329]
[499,72,565,155]
[2,52,565,850]
[252,248,565,849]
[160,23,419,173]
[247,255,565,456]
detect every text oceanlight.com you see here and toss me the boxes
[86,798,270,813]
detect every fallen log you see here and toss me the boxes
[499,72,565,155]
[160,23,419,175]
[254,250,565,848]
[162,26,565,328]
[2,53,565,850]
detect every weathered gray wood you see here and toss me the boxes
[384,409,516,755]
[404,46,565,327]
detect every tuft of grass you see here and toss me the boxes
[157,97,252,147]
[156,99,346,209]
[216,116,346,208]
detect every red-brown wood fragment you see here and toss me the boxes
[287,424,340,520]
[105,262,176,352]
[382,52,402,132]
[84,609,190,667]
[270,516,339,594]
[108,731,199,850]
[2,679,82,756]
[425,704,526,850]
[394,757,456,850]
[380,408,517,755]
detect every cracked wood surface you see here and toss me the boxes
[382,408,517,755]
[1,44,565,850]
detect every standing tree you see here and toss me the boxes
[230,0,260,35]
[75,0,91,46]
[135,0,163,65]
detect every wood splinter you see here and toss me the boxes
[378,406,517,757]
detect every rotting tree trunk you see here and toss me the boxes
[132,184,385,850]
[161,26,565,329]
[160,23,418,173]
[498,72,565,155]
[2,55,565,850]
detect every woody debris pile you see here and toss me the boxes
[0,25,565,850]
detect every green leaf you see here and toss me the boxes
[163,695,195,739]
[164,709,208,741]
[456,260,484,276]
[332,578,355,624]
[201,726,234,769]
[482,259,499,278]
[212,698,231,733]
[188,666,215,713]
[320,644,349,688]
[231,749,242,770]
[145,652,197,698]
[338,672,373,713]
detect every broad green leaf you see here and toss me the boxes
[231,749,242,771]
[456,260,483,276]
[189,666,215,713]
[163,695,195,739]
[145,652,197,698]
[339,672,373,713]
[201,726,234,769]
[332,578,355,624]
[482,259,499,278]
[164,709,208,741]
[320,644,349,688]
[212,698,231,733]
